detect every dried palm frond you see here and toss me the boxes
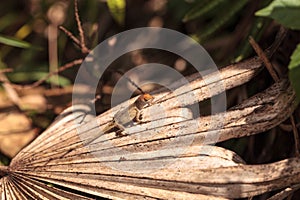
[1,51,299,199]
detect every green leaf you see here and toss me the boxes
[289,44,300,70]
[234,17,271,62]
[107,0,126,26]
[183,0,224,22]
[47,75,71,86]
[7,72,71,86]
[191,0,248,42]
[0,14,18,32]
[255,0,300,30]
[0,34,32,49]
[289,44,300,102]
[167,0,198,20]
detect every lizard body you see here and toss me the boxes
[102,93,154,136]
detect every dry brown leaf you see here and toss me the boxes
[0,92,37,157]
[0,55,298,199]
[19,94,47,112]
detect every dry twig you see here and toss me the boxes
[59,25,81,46]
[59,0,90,54]
[0,0,90,90]
[249,36,279,81]
[10,59,83,90]
[74,0,89,53]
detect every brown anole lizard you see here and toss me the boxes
[103,93,154,136]
[42,93,154,165]
[44,72,154,162]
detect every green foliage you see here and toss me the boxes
[234,17,271,62]
[168,0,198,20]
[188,0,248,42]
[0,35,37,49]
[256,0,300,102]
[7,72,71,87]
[289,44,300,70]
[0,13,18,32]
[289,44,300,102]
[0,154,10,166]
[107,0,126,26]
[255,0,300,30]
[182,0,225,22]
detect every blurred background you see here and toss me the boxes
[0,1,300,198]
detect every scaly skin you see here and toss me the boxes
[103,93,154,136]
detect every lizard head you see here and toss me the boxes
[135,93,154,110]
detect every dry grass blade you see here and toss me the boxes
[0,54,298,199]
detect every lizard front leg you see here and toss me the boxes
[114,108,142,136]
[134,108,143,123]
[113,119,127,136]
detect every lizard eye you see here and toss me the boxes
[143,94,154,103]
[136,94,154,110]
